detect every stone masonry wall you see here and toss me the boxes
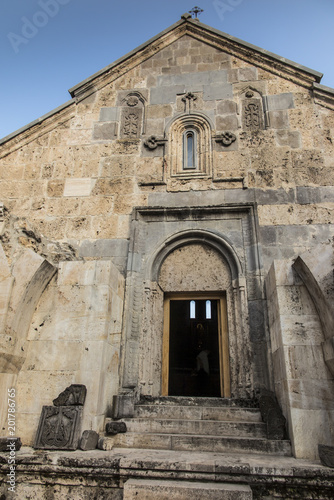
[16,260,124,445]
[266,260,334,460]
[0,26,333,452]
[0,35,333,279]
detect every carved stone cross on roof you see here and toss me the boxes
[189,6,203,18]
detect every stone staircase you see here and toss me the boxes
[101,397,291,456]
[123,479,253,500]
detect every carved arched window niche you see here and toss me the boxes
[183,129,197,170]
[167,113,213,178]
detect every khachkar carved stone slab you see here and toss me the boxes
[34,406,83,450]
[242,96,264,131]
[53,384,87,406]
[121,108,143,138]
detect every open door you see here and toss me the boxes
[162,293,230,397]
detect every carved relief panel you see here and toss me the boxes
[119,92,146,139]
[240,87,265,131]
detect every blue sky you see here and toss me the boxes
[1,0,333,140]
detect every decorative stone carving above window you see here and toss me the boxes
[240,87,265,131]
[120,91,146,139]
[166,113,213,178]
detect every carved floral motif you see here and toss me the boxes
[123,113,139,137]
[244,102,260,129]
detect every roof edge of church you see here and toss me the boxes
[1,16,332,148]
[68,15,323,98]
[0,99,74,148]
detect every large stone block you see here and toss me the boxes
[275,130,301,148]
[265,93,294,111]
[267,110,289,129]
[92,122,116,140]
[99,107,119,122]
[216,114,238,130]
[123,479,253,500]
[289,407,334,460]
[284,344,330,380]
[79,430,99,450]
[287,379,334,410]
[203,83,233,100]
[63,178,95,197]
[238,67,258,81]
[150,86,185,105]
[319,444,334,468]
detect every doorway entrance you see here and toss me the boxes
[162,294,230,397]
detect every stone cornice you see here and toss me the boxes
[0,100,74,159]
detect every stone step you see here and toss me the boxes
[119,417,267,438]
[134,404,262,422]
[123,479,253,500]
[139,396,258,408]
[100,432,292,456]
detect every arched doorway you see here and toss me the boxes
[162,293,229,397]
[157,242,233,398]
[119,209,261,402]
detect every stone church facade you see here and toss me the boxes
[1,13,334,498]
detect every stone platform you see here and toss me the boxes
[1,446,334,499]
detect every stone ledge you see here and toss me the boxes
[1,446,333,499]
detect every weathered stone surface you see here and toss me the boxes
[106,421,127,435]
[112,395,135,419]
[0,437,21,451]
[123,479,253,500]
[99,107,119,122]
[216,114,238,130]
[259,389,286,440]
[275,130,301,148]
[265,93,294,111]
[93,122,116,140]
[79,430,99,450]
[267,110,289,129]
[53,384,87,406]
[1,15,334,475]
[319,444,334,468]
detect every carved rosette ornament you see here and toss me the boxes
[215,132,237,147]
[144,135,166,150]
[126,96,139,107]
